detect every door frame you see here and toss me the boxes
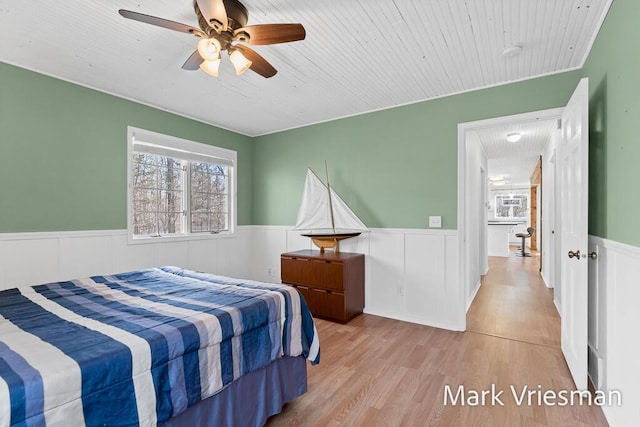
[456,107,564,329]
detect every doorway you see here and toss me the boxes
[456,107,564,329]
[457,79,590,391]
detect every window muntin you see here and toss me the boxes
[127,127,236,243]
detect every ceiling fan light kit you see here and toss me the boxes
[229,49,252,75]
[197,38,222,61]
[199,58,221,77]
[118,0,306,79]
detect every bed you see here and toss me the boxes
[0,266,320,426]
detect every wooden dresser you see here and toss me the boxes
[280,250,364,323]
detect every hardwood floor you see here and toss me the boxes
[268,253,608,426]
[466,249,560,347]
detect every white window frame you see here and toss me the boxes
[127,126,237,244]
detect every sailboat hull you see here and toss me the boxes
[301,232,361,253]
[301,232,362,239]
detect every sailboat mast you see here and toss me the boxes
[325,160,336,233]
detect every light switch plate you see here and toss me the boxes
[429,216,442,228]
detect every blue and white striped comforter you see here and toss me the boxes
[0,266,320,427]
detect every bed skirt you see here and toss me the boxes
[163,356,307,427]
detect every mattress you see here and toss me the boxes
[0,266,319,426]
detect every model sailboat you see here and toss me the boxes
[295,166,368,253]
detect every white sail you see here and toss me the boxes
[295,168,368,233]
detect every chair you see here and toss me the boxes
[515,227,535,257]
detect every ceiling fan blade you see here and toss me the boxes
[195,0,228,32]
[118,10,204,37]
[235,24,306,45]
[235,45,277,78]
[182,50,203,70]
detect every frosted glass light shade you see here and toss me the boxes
[506,132,522,143]
[230,50,252,75]
[197,38,221,61]
[199,59,220,77]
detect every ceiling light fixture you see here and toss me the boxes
[506,132,522,143]
[197,38,221,61]
[199,58,221,77]
[229,49,252,75]
[501,44,523,58]
[489,175,505,181]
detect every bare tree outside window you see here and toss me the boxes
[190,162,228,233]
[132,153,183,236]
[132,153,229,236]
[511,195,528,218]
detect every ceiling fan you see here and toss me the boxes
[118,0,306,78]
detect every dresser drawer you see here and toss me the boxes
[281,256,344,291]
[309,259,344,290]
[293,285,346,322]
[280,256,309,285]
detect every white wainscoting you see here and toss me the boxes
[588,236,640,427]
[245,226,461,331]
[0,228,254,290]
[0,226,460,331]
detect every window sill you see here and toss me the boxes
[127,231,236,245]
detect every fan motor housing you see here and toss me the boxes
[195,0,248,32]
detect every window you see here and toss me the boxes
[495,193,528,219]
[190,161,229,232]
[127,127,236,242]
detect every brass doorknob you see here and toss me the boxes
[568,250,581,259]
[589,252,598,260]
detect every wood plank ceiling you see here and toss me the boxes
[477,119,558,187]
[0,0,612,136]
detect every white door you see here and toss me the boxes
[560,78,589,390]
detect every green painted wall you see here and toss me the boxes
[5,0,635,241]
[583,0,640,246]
[0,62,253,232]
[252,71,582,229]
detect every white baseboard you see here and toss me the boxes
[363,308,464,332]
[540,270,554,289]
[467,278,482,312]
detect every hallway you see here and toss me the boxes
[467,251,560,347]
[461,252,608,425]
